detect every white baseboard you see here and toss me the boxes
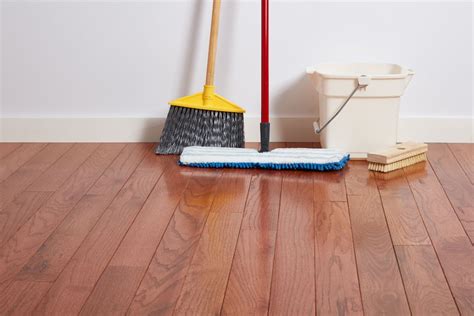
[1,116,472,143]
[397,117,473,143]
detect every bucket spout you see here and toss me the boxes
[405,68,415,89]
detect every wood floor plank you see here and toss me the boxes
[406,162,472,243]
[345,162,410,316]
[127,169,222,316]
[314,201,363,316]
[448,143,474,184]
[406,162,474,314]
[395,245,459,315]
[0,144,124,294]
[1,143,471,315]
[173,169,253,315]
[268,171,316,316]
[0,143,47,183]
[16,143,150,282]
[375,170,431,245]
[347,193,411,316]
[79,160,192,315]
[33,150,169,315]
[314,171,347,202]
[27,143,99,192]
[86,143,151,196]
[0,280,51,315]
[221,171,282,315]
[0,143,21,160]
[0,143,73,209]
[285,142,315,148]
[244,142,260,150]
[270,142,286,150]
[427,144,474,242]
[82,265,143,314]
[1,144,148,315]
[345,161,379,196]
[245,142,286,150]
[0,191,53,246]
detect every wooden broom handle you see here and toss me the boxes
[205,0,221,86]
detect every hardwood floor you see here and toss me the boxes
[0,142,472,315]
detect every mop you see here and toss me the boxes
[179,0,349,171]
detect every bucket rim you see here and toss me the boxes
[306,62,414,80]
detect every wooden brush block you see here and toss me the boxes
[367,142,428,164]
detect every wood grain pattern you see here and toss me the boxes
[79,159,192,315]
[448,143,474,184]
[375,170,430,245]
[406,162,471,243]
[0,191,52,246]
[17,143,150,282]
[0,142,472,315]
[27,143,99,192]
[0,143,72,209]
[174,169,253,315]
[0,143,47,183]
[345,161,410,315]
[347,193,411,316]
[0,144,124,294]
[86,143,151,196]
[314,171,347,202]
[0,143,21,160]
[313,141,347,202]
[345,161,379,196]
[0,280,51,315]
[16,195,115,282]
[395,245,459,315]
[406,163,474,314]
[83,266,143,314]
[314,201,363,316]
[269,171,315,316]
[427,143,474,242]
[128,169,222,316]
[222,172,282,315]
[34,149,168,315]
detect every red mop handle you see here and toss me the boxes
[261,0,269,123]
[259,0,270,152]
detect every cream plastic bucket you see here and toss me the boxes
[306,63,414,159]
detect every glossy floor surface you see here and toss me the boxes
[0,142,472,315]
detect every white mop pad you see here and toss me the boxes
[179,146,350,171]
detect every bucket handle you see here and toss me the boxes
[315,75,370,134]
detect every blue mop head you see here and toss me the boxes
[179,146,350,171]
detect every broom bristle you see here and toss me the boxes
[368,152,427,173]
[156,106,244,154]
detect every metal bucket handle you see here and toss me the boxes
[314,75,371,134]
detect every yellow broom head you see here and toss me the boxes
[169,85,245,113]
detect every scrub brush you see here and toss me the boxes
[367,142,428,173]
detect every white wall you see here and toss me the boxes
[1,0,472,141]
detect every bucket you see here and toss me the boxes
[306,63,414,159]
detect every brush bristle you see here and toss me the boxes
[156,106,245,154]
[368,153,427,173]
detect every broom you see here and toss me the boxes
[156,0,245,154]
